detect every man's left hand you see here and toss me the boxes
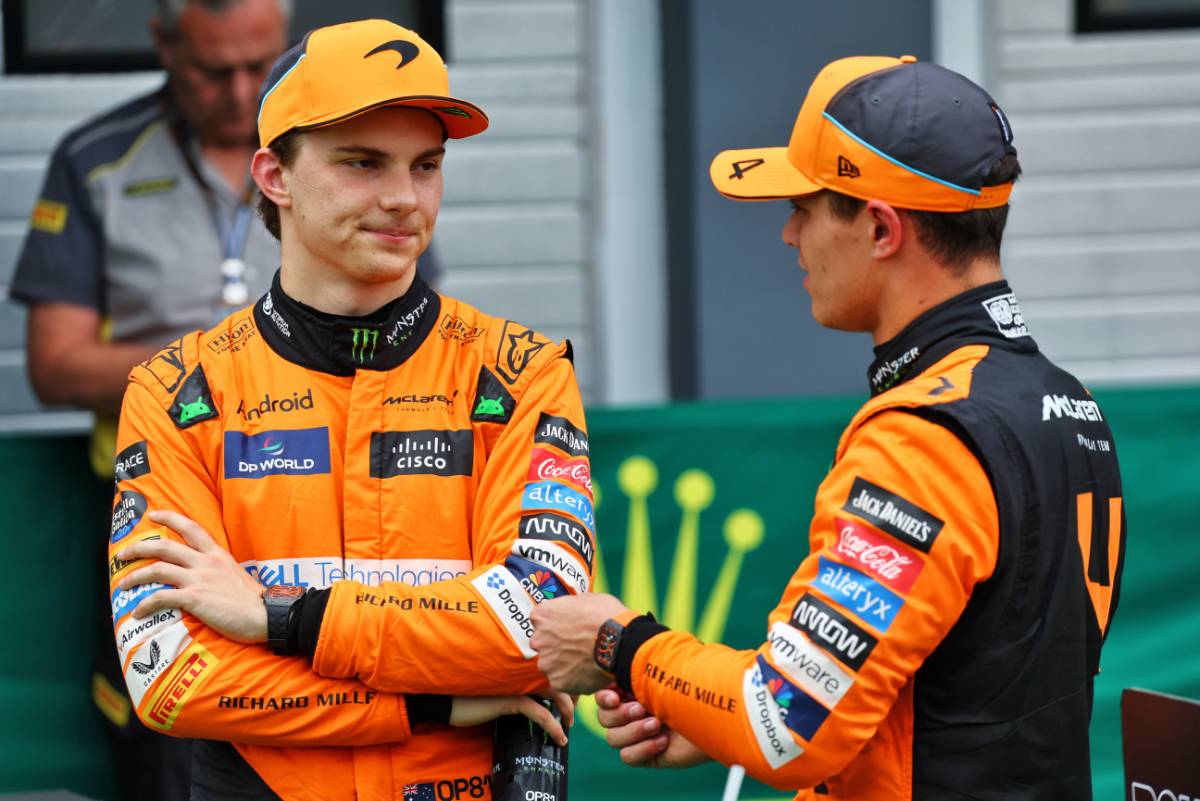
[530,592,629,694]
[114,510,267,643]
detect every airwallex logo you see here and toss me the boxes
[223,427,331,479]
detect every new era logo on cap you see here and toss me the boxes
[837,156,860,178]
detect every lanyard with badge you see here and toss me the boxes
[170,114,256,309]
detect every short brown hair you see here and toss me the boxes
[256,130,302,241]
[825,154,1022,273]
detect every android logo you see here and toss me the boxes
[177,397,212,424]
[473,395,506,416]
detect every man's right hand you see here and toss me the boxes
[450,692,574,746]
[595,686,710,769]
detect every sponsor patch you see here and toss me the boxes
[439,314,485,344]
[756,655,831,741]
[136,338,186,395]
[123,176,178,197]
[108,528,165,582]
[125,621,190,708]
[236,389,314,421]
[206,318,257,354]
[168,365,218,428]
[111,582,169,626]
[504,555,568,603]
[370,429,474,478]
[533,413,589,458]
[509,540,589,594]
[833,517,924,594]
[518,512,594,572]
[241,557,472,589]
[842,477,944,553]
[117,608,180,662]
[981,292,1029,339]
[144,640,218,731]
[470,366,515,424]
[742,663,804,769]
[261,291,291,338]
[521,480,594,534]
[30,199,68,234]
[767,622,854,708]
[223,427,331,479]
[527,447,592,494]
[814,557,903,632]
[495,321,549,385]
[789,592,878,671]
[471,567,536,658]
[1041,393,1104,423]
[114,441,151,482]
[110,490,147,543]
[384,295,430,348]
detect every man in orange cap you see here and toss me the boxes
[531,56,1125,799]
[104,19,590,800]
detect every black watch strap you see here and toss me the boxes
[264,585,305,655]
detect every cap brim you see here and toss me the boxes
[294,95,489,140]
[710,147,821,201]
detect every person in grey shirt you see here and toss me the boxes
[8,2,288,799]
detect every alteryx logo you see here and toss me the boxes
[521,480,595,534]
[223,427,331,480]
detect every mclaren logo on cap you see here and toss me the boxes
[364,40,420,69]
[729,158,765,180]
[837,156,861,178]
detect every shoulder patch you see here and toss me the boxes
[31,199,68,234]
[437,312,486,345]
[168,366,218,428]
[495,320,551,385]
[133,337,191,397]
[471,366,516,424]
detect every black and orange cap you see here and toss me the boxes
[711,55,1017,212]
[257,18,487,147]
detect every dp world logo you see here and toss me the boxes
[577,455,765,739]
[258,437,284,456]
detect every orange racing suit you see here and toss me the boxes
[108,271,594,801]
[611,282,1125,800]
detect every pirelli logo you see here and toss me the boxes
[30,199,68,234]
[144,642,218,730]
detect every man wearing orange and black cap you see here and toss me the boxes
[102,19,590,801]
[532,56,1125,799]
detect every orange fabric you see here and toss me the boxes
[110,295,589,801]
[630,349,999,797]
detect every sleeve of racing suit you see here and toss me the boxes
[111,379,415,746]
[619,410,999,790]
[310,352,593,696]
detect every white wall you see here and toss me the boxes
[988,0,1200,385]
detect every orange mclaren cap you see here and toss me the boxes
[257,19,487,147]
[710,55,1017,212]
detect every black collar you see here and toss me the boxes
[253,269,440,376]
[867,280,1038,396]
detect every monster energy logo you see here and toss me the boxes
[350,328,379,363]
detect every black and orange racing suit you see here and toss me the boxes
[611,282,1125,800]
[108,271,594,801]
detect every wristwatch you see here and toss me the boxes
[264,585,305,655]
[594,610,641,674]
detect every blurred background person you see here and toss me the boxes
[7,1,289,798]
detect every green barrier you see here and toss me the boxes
[1,385,1196,799]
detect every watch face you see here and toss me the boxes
[594,619,622,672]
[266,585,305,602]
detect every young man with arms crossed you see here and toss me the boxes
[107,19,592,801]
[532,56,1125,800]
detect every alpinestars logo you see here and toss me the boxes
[496,321,548,384]
[350,328,379,363]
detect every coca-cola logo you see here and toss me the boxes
[527,447,592,493]
[832,517,924,594]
